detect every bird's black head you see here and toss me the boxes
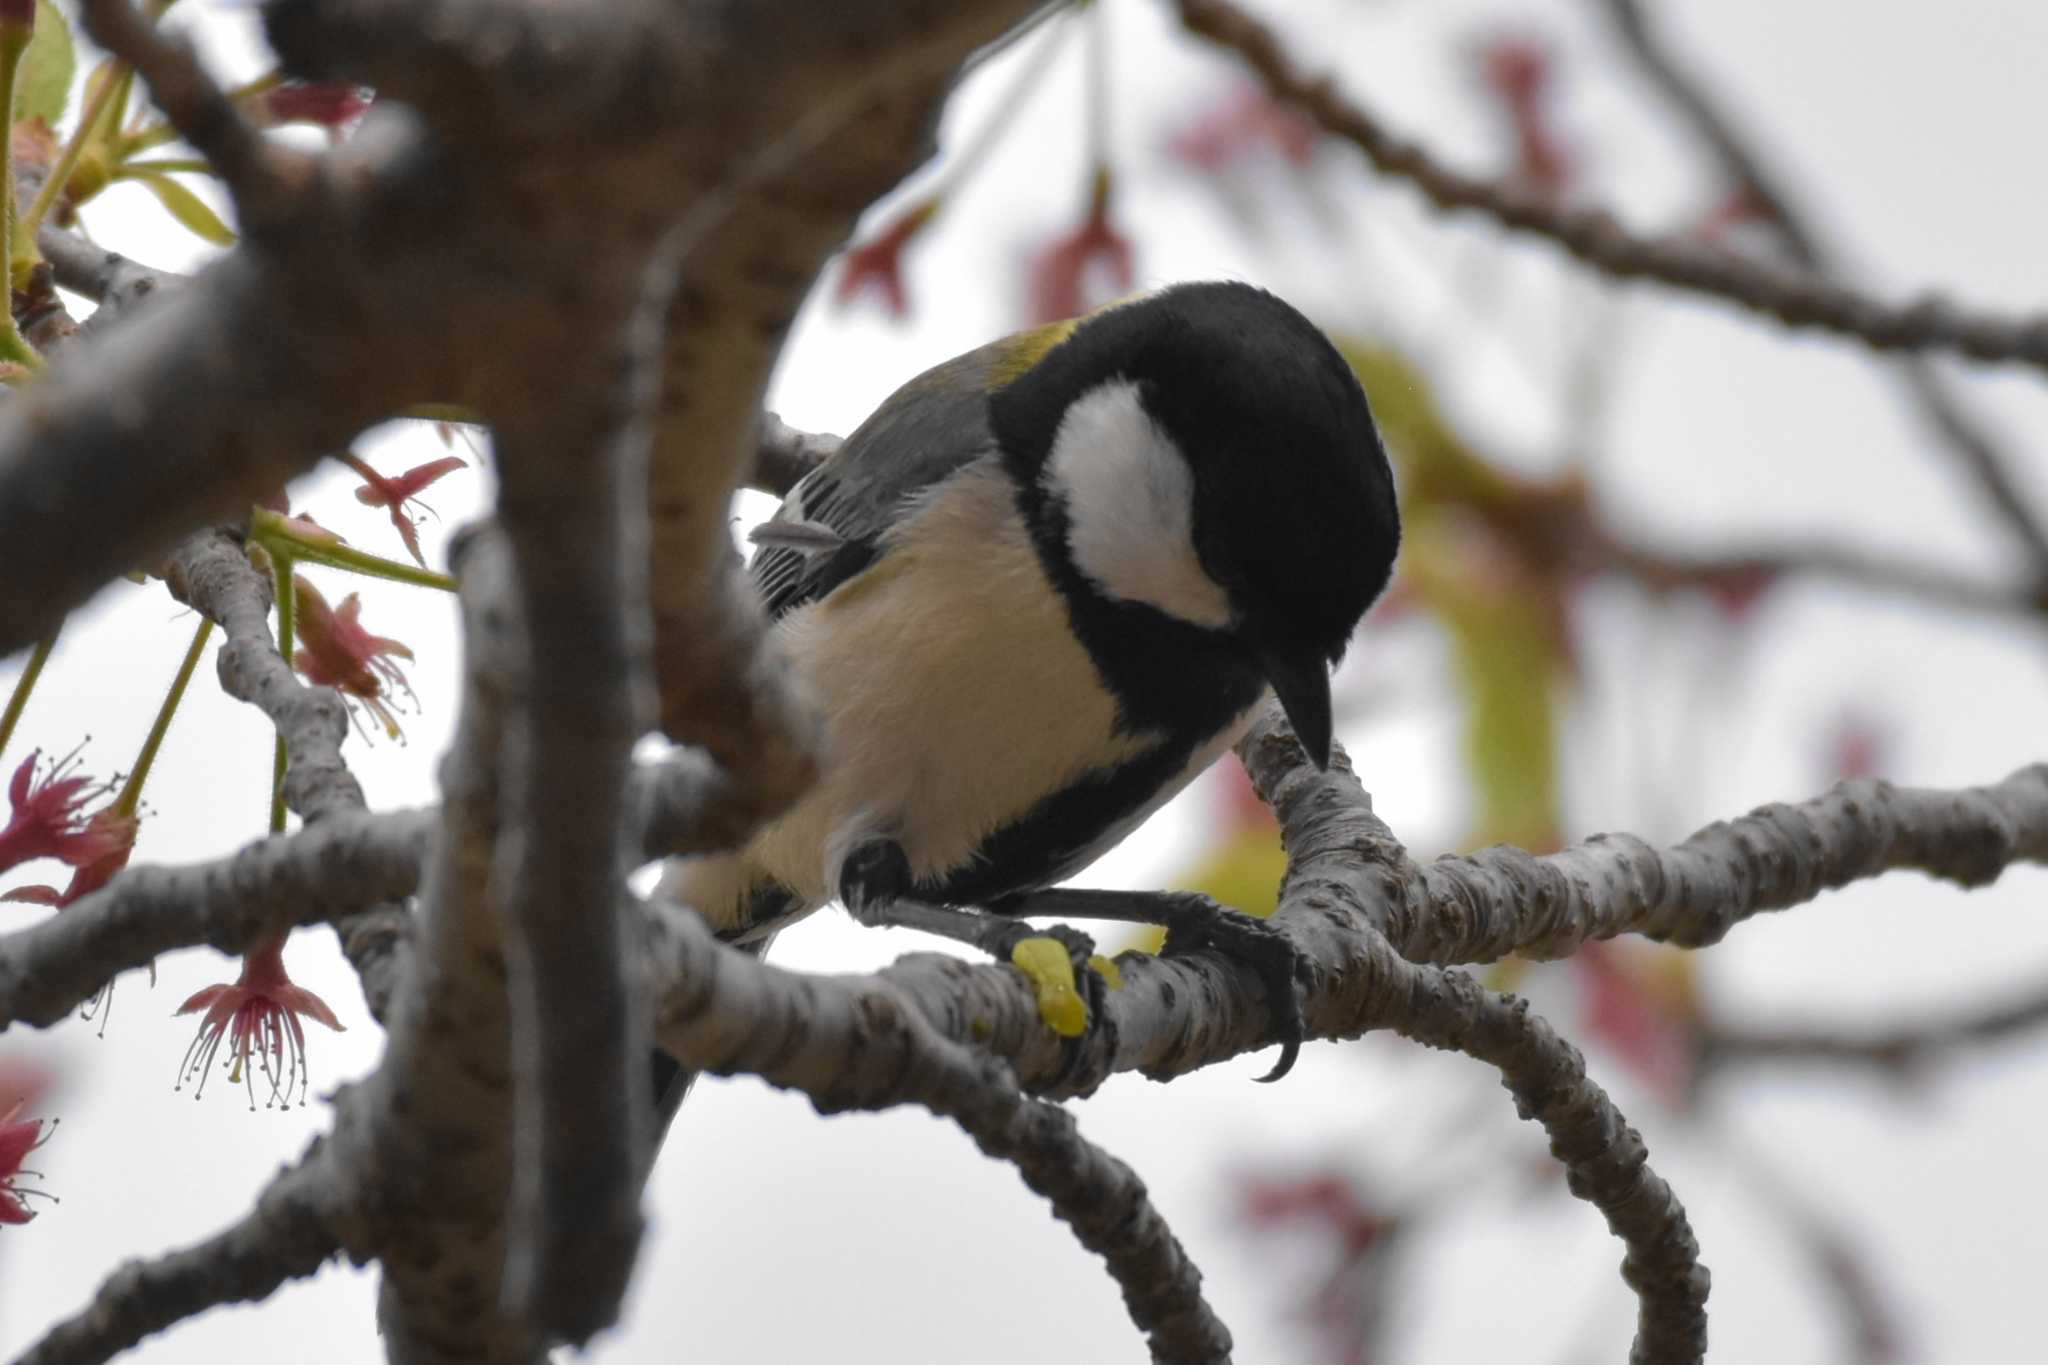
[990,282,1400,767]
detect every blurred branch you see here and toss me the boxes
[1700,976,2048,1079]
[747,412,841,497]
[1175,0,2048,375]
[1592,0,2048,592]
[37,229,183,335]
[332,526,533,1362]
[487,239,674,1340]
[13,1144,342,1365]
[1606,537,2046,621]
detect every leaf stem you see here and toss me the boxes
[114,616,212,819]
[270,555,294,832]
[0,627,58,759]
[249,507,458,593]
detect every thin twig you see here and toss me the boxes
[160,529,363,823]
[1174,0,2048,375]
[1700,977,2048,1078]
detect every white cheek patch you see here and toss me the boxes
[1043,381,1236,630]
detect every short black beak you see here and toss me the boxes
[1258,646,1334,770]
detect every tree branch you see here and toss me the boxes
[334,527,533,1365]
[746,412,841,497]
[1700,977,2048,1080]
[36,229,181,336]
[1174,0,2048,375]
[0,810,428,1029]
[1235,709,2048,967]
[12,1143,342,1365]
[485,236,675,1342]
[161,529,363,823]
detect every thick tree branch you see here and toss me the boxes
[486,239,675,1342]
[0,0,1045,656]
[1591,0,2048,591]
[1235,710,2048,967]
[12,1143,343,1365]
[337,528,532,1365]
[1175,0,2048,375]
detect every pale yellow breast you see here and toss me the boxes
[743,458,1158,904]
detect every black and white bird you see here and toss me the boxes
[656,281,1398,1108]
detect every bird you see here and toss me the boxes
[654,280,1399,1123]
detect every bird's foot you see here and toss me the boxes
[1153,892,1309,1082]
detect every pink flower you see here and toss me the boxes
[1476,35,1573,196]
[292,579,416,740]
[177,936,345,1110]
[0,750,122,875]
[340,452,466,567]
[837,196,941,317]
[1027,170,1134,324]
[2,806,139,909]
[0,1083,53,1225]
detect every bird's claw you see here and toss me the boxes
[1156,893,1309,1081]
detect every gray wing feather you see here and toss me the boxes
[749,341,1006,619]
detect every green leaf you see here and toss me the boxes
[123,168,237,245]
[15,0,75,125]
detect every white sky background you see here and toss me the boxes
[3,0,2048,1361]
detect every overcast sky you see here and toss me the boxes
[3,1,2047,1361]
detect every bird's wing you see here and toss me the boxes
[750,341,1009,620]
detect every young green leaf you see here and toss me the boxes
[13,0,73,125]
[123,167,237,245]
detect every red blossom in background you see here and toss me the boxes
[340,452,466,567]
[837,196,941,317]
[1702,562,1781,622]
[259,82,373,133]
[1688,183,1773,247]
[1574,940,1702,1110]
[1028,169,1134,323]
[1167,84,1318,171]
[0,750,122,875]
[177,936,345,1109]
[1826,711,1888,781]
[1240,1172,1402,1365]
[1475,35,1573,196]
[293,579,416,740]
